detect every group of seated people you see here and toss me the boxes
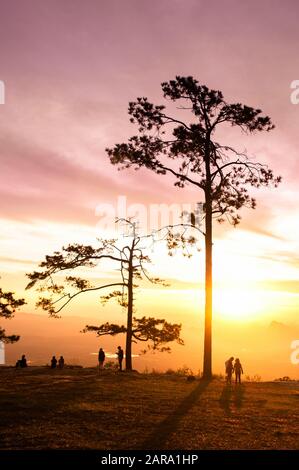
[15,354,65,369]
[50,355,65,369]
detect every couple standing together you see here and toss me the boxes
[225,357,244,384]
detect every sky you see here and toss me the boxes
[1,0,299,377]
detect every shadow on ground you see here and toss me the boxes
[219,383,245,415]
[140,379,210,450]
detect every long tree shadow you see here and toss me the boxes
[140,379,211,450]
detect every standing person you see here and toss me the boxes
[225,356,234,384]
[98,348,105,371]
[234,358,244,384]
[58,356,65,369]
[51,356,57,369]
[116,346,124,371]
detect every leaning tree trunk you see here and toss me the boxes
[125,242,134,371]
[203,142,213,380]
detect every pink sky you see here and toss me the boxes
[0,1,298,219]
[0,1,299,265]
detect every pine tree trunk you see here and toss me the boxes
[203,138,213,380]
[125,242,134,371]
[203,200,212,379]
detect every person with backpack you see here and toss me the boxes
[225,356,234,384]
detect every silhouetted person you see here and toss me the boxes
[16,354,27,368]
[58,356,64,369]
[225,356,234,384]
[116,346,124,371]
[51,356,57,369]
[98,348,105,371]
[234,358,244,384]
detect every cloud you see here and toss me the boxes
[0,130,170,224]
[1,0,299,291]
[0,257,36,266]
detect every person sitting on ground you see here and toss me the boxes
[58,356,64,369]
[16,354,28,368]
[225,356,234,384]
[98,347,105,371]
[234,358,244,384]
[51,355,57,369]
[116,346,124,371]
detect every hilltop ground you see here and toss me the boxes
[0,367,298,450]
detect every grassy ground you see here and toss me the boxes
[0,367,298,450]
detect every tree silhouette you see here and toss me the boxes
[26,219,183,370]
[0,287,26,343]
[84,316,183,355]
[106,76,281,378]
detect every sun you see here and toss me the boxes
[214,287,267,321]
